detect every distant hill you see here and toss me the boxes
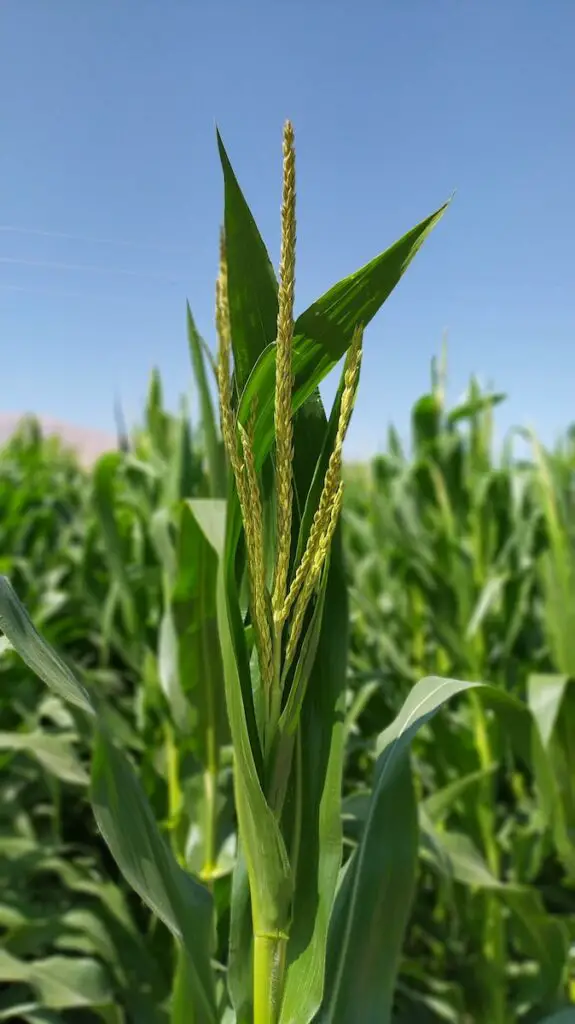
[0,414,116,467]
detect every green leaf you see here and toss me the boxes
[177,500,229,762]
[0,576,217,1023]
[0,576,95,717]
[187,498,227,558]
[227,843,253,1023]
[0,1011,63,1023]
[528,673,570,747]
[529,674,575,880]
[422,765,498,824]
[412,393,442,451]
[280,428,350,1024]
[216,546,292,936]
[91,729,217,1022]
[424,828,568,1006]
[91,453,138,636]
[0,950,113,1010]
[164,403,201,505]
[146,367,169,453]
[189,496,291,939]
[217,130,279,392]
[0,729,88,785]
[318,676,485,1024]
[158,604,190,732]
[170,944,197,1024]
[447,391,506,426]
[187,302,227,498]
[465,574,506,640]
[240,203,449,471]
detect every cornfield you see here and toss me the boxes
[1,123,575,1024]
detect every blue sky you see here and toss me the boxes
[2,1,574,458]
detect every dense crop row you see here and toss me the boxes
[2,360,574,1023]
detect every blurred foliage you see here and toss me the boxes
[2,345,575,1021]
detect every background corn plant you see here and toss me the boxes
[1,124,575,1024]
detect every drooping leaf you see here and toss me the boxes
[0,576,217,1023]
[0,577,95,717]
[424,827,568,1007]
[91,729,217,1022]
[318,676,531,1024]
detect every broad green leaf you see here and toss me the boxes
[425,828,568,1006]
[217,130,279,392]
[0,577,217,1023]
[323,753,417,1024]
[91,729,217,1022]
[187,498,227,558]
[227,842,253,1023]
[176,500,229,763]
[0,576,95,717]
[529,674,575,880]
[528,673,570,747]
[0,729,87,785]
[239,203,449,471]
[0,950,113,1010]
[280,419,350,1024]
[187,302,226,498]
[190,497,291,936]
[216,553,292,935]
[318,676,491,1024]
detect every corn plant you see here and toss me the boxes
[3,121,572,1024]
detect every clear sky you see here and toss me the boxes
[2,1,574,458]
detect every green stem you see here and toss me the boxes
[253,930,288,1024]
[201,766,218,884]
[470,691,506,1023]
[164,722,184,865]
[200,716,219,885]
